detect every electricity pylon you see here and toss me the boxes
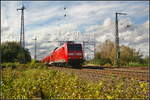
[17,5,26,48]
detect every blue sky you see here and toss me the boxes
[1,1,149,59]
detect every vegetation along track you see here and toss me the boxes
[48,65,149,82]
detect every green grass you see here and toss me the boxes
[0,62,48,70]
[127,62,149,67]
[85,60,149,67]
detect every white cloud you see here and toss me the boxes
[84,18,149,57]
[103,18,113,27]
[1,1,149,59]
[1,1,21,42]
[25,7,60,25]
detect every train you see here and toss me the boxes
[41,41,84,67]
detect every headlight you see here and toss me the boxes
[76,53,82,56]
[68,53,74,55]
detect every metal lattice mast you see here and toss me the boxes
[115,12,127,67]
[17,5,25,48]
[115,13,119,67]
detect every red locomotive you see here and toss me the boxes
[41,41,84,67]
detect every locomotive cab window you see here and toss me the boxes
[75,44,82,51]
[67,44,82,51]
[67,44,74,51]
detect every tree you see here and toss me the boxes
[95,39,144,66]
[96,39,115,65]
[98,40,115,59]
[0,41,31,63]
[143,56,149,66]
[94,52,101,59]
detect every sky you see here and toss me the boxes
[1,1,149,60]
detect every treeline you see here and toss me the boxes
[88,40,149,67]
[0,42,31,63]
[0,41,149,67]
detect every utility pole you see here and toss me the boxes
[33,37,37,61]
[115,12,127,67]
[17,5,26,48]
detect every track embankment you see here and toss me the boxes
[48,65,149,83]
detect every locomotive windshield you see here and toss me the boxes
[67,44,82,51]
[75,44,82,51]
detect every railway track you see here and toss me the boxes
[81,68,149,77]
[48,66,149,82]
[99,68,148,74]
[81,69,149,82]
[81,68,148,82]
[82,66,149,73]
[62,65,149,76]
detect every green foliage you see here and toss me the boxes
[0,62,19,69]
[120,45,144,66]
[0,41,31,63]
[0,62,47,71]
[1,65,149,99]
[103,63,111,67]
[30,59,37,64]
[142,56,149,66]
[127,62,148,67]
[87,58,111,66]
[27,62,48,69]
[89,39,148,67]
[2,63,28,70]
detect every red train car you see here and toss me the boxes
[41,41,84,67]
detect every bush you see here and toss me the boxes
[27,62,48,69]
[0,62,20,69]
[86,58,112,66]
[0,41,31,63]
[103,63,111,67]
[127,62,148,67]
[0,62,47,71]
